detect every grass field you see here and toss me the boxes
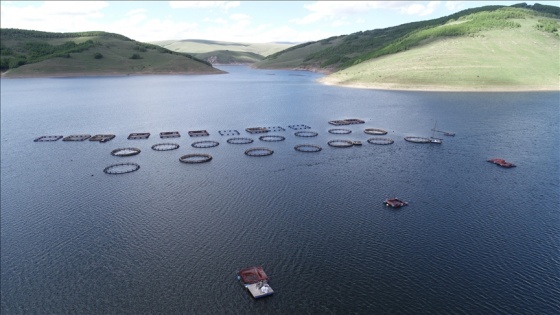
[322,19,559,91]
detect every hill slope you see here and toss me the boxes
[322,21,559,91]
[151,39,296,65]
[256,4,559,72]
[258,4,560,90]
[1,29,223,77]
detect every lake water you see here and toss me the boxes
[1,66,559,314]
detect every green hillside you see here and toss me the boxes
[254,4,560,84]
[0,29,223,77]
[323,20,559,91]
[151,39,296,65]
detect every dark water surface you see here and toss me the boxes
[1,66,559,314]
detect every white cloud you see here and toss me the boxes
[230,13,250,22]
[445,1,464,11]
[126,8,147,17]
[204,17,228,25]
[169,1,239,10]
[401,1,440,16]
[0,1,108,32]
[294,1,443,25]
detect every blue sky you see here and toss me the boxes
[0,1,547,43]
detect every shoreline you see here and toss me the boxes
[0,69,226,79]
[2,68,558,92]
[319,78,560,92]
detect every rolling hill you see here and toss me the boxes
[150,39,297,65]
[0,29,224,77]
[255,3,559,90]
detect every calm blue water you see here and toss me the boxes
[1,66,559,314]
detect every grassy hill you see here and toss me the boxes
[323,20,559,91]
[0,29,223,77]
[151,39,296,65]
[256,3,559,90]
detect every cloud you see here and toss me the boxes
[126,8,147,17]
[401,1,440,16]
[294,1,442,25]
[0,1,108,32]
[168,1,239,10]
[445,1,464,11]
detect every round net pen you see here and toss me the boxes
[227,137,254,144]
[111,148,141,156]
[191,140,219,148]
[259,135,285,142]
[404,136,430,143]
[328,129,352,134]
[364,128,388,135]
[367,138,394,145]
[103,162,140,174]
[179,154,213,164]
[328,140,354,148]
[295,131,318,137]
[151,143,180,151]
[245,147,274,156]
[295,144,322,152]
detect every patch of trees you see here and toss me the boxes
[1,40,96,71]
[0,29,132,41]
[512,3,560,17]
[535,19,559,34]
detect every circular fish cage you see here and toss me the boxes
[404,136,430,143]
[295,131,318,137]
[245,147,274,157]
[111,147,141,157]
[364,128,388,135]
[367,138,395,145]
[103,162,140,174]
[179,154,213,164]
[151,143,180,151]
[259,135,285,142]
[294,144,322,152]
[227,137,254,144]
[328,129,352,134]
[191,140,220,148]
[328,140,354,148]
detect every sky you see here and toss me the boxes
[0,1,548,43]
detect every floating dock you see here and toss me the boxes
[160,131,180,138]
[128,133,150,140]
[238,266,274,299]
[384,198,408,208]
[488,158,516,168]
[328,119,365,125]
[188,130,209,137]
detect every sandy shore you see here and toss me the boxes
[319,77,560,92]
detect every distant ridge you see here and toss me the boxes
[0,29,223,77]
[150,39,297,65]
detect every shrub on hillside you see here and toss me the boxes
[94,52,103,59]
[130,53,142,59]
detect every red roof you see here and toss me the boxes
[238,266,269,284]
